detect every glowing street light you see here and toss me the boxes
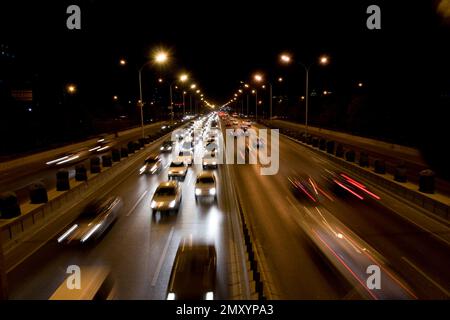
[158,78,163,83]
[254,74,263,82]
[67,84,76,94]
[154,51,168,64]
[179,74,188,82]
[119,59,127,66]
[280,54,291,63]
[190,84,197,89]
[278,77,283,82]
[319,55,329,65]
[279,52,330,137]
[113,95,118,101]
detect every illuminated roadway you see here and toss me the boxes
[4,116,450,299]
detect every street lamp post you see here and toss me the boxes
[280,54,328,137]
[136,50,168,138]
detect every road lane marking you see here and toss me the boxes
[401,256,450,297]
[126,190,148,216]
[151,227,175,287]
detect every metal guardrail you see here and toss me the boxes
[228,166,277,300]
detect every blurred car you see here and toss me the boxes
[322,170,380,201]
[151,181,182,213]
[168,161,188,180]
[166,241,217,300]
[288,175,322,204]
[195,171,217,201]
[57,196,121,244]
[160,140,173,153]
[202,150,218,169]
[181,140,194,152]
[140,154,162,174]
[176,150,193,166]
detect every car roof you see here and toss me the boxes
[197,171,215,179]
[157,181,178,188]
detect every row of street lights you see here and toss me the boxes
[227,53,329,137]
[116,50,208,138]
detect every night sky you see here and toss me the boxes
[2,1,447,102]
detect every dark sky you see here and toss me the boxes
[1,0,448,105]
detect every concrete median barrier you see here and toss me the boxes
[0,129,173,275]
[0,193,21,219]
[29,182,48,204]
[56,170,70,191]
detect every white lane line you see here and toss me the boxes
[126,190,148,216]
[151,227,175,286]
[401,256,450,297]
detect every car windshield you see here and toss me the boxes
[171,162,185,167]
[198,177,215,184]
[145,158,157,164]
[155,186,176,196]
[80,200,110,219]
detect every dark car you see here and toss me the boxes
[166,241,217,300]
[140,154,162,174]
[322,169,381,201]
[160,140,174,153]
[57,196,122,244]
[288,175,322,204]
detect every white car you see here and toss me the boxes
[181,140,194,152]
[195,172,217,201]
[202,150,218,169]
[176,151,193,166]
[151,181,182,213]
[168,161,188,180]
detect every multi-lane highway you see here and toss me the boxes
[229,121,450,299]
[3,113,450,300]
[7,117,234,299]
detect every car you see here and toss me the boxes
[160,140,173,153]
[195,171,217,201]
[202,150,218,169]
[176,150,193,166]
[168,161,188,180]
[181,140,194,152]
[151,181,182,213]
[166,240,217,300]
[57,196,122,244]
[140,154,162,174]
[322,169,381,201]
[287,175,326,205]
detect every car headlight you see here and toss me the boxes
[168,147,172,150]
[212,162,217,165]
[169,200,176,208]
[195,188,202,196]
[179,170,185,175]
[151,165,157,173]
[205,291,214,300]
[209,188,216,195]
[167,292,176,300]
[203,162,207,166]
[151,200,157,208]
[139,165,146,174]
